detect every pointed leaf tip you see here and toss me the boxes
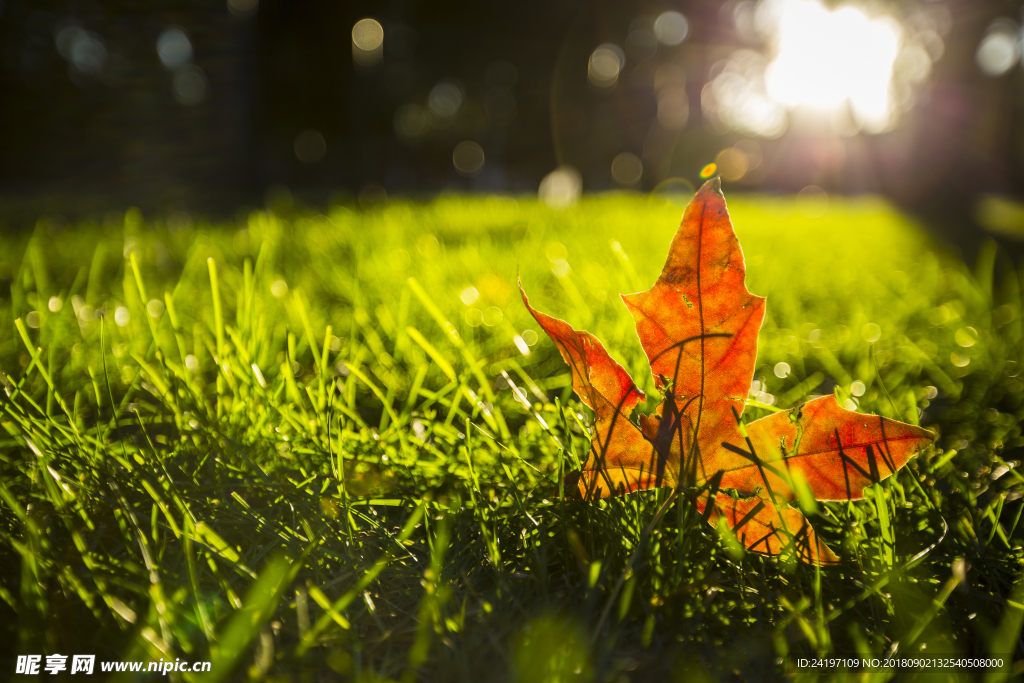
[622,169,765,469]
[699,176,723,195]
[519,282,644,414]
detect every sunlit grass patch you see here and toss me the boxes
[0,193,1021,680]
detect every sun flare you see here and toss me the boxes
[703,0,918,137]
[764,0,901,130]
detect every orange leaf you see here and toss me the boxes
[696,491,839,565]
[721,395,934,502]
[622,178,765,453]
[520,178,934,563]
[520,284,669,496]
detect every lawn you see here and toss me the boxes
[0,191,1022,682]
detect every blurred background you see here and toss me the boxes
[3,0,1024,256]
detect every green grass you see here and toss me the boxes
[0,192,1023,682]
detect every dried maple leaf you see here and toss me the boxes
[521,178,934,564]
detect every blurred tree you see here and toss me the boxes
[0,0,1022,261]
[0,0,259,216]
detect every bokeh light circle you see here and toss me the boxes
[654,11,689,46]
[611,152,643,186]
[453,141,485,175]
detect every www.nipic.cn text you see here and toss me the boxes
[15,655,212,675]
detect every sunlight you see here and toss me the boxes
[764,0,901,131]
[701,0,926,138]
